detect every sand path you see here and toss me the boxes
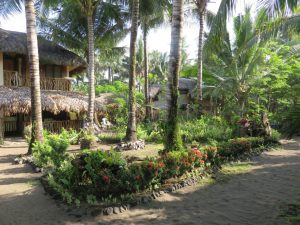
[1,137,300,225]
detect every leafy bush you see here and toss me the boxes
[218,137,266,159]
[180,116,233,143]
[137,122,164,143]
[32,132,70,169]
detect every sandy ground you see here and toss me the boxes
[1,137,300,225]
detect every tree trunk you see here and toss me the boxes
[87,14,95,129]
[108,67,112,84]
[25,0,44,154]
[143,25,151,121]
[196,0,206,115]
[0,109,4,145]
[164,0,184,151]
[126,0,139,142]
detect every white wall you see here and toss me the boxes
[0,52,3,86]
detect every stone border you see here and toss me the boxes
[40,169,207,216]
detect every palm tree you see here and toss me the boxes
[26,0,44,152]
[140,0,167,120]
[194,0,207,115]
[2,0,44,153]
[125,0,139,142]
[164,0,184,151]
[41,0,129,131]
[205,9,265,116]
[259,0,299,16]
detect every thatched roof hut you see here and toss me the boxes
[0,86,104,116]
[149,78,197,100]
[149,85,161,99]
[0,29,86,69]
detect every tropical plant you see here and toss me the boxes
[2,0,44,154]
[39,0,129,130]
[126,0,139,142]
[139,0,169,120]
[205,9,265,117]
[164,0,184,151]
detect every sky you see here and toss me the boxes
[0,0,257,61]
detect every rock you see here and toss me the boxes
[151,193,156,199]
[159,191,164,195]
[119,206,126,213]
[103,207,113,215]
[35,167,41,173]
[116,140,145,151]
[113,207,120,214]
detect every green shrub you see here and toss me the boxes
[32,132,70,169]
[218,137,266,159]
[137,122,164,143]
[32,142,53,168]
[180,116,233,143]
[266,129,281,143]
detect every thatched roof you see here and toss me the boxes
[149,85,161,99]
[95,93,114,105]
[149,78,197,99]
[0,86,104,116]
[0,29,86,68]
[179,78,197,91]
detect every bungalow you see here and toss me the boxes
[0,29,102,137]
[149,78,214,117]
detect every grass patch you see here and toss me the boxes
[214,162,253,183]
[27,179,40,187]
[280,202,300,224]
[121,143,163,160]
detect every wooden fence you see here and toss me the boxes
[23,120,82,134]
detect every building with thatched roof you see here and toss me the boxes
[0,28,86,90]
[149,78,197,109]
[0,29,95,136]
[149,78,214,117]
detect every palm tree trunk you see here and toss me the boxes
[0,109,3,145]
[126,0,139,142]
[87,14,95,129]
[143,25,151,121]
[196,0,206,115]
[25,0,44,154]
[164,0,184,151]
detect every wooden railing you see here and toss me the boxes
[44,120,82,133]
[4,70,72,91]
[24,120,82,133]
[4,70,22,87]
[4,121,17,133]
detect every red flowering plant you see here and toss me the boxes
[161,151,192,178]
[140,158,166,189]
[199,145,222,167]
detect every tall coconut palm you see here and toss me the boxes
[140,0,168,120]
[164,0,184,151]
[125,0,139,142]
[3,0,44,153]
[26,0,44,152]
[41,0,129,131]
[194,0,207,115]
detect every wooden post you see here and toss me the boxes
[0,109,4,145]
[0,52,3,86]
